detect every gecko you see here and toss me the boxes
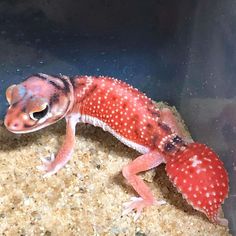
[4,73,229,225]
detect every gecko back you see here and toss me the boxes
[71,76,184,153]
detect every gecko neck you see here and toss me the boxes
[62,75,75,117]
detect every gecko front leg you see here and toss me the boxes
[122,151,166,220]
[38,115,79,177]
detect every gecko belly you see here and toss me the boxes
[80,114,150,154]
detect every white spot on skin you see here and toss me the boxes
[190,155,202,167]
[204,158,212,162]
[22,114,28,120]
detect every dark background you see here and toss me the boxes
[0,0,235,233]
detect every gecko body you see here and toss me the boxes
[4,74,229,225]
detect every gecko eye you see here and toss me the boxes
[30,105,49,121]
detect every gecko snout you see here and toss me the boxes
[4,117,22,131]
[4,111,31,133]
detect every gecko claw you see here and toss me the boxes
[36,165,46,171]
[37,166,59,178]
[122,197,159,221]
[40,153,55,164]
[37,153,58,177]
[122,197,142,220]
[122,197,166,221]
[42,170,57,178]
[154,199,166,206]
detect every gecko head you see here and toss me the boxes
[4,74,74,133]
[165,142,229,226]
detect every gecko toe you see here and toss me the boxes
[122,197,152,220]
[36,165,47,171]
[122,196,165,220]
[40,157,51,164]
[154,199,166,206]
[40,153,55,164]
[43,170,56,178]
[37,153,58,177]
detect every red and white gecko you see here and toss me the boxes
[4,74,229,225]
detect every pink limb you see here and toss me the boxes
[37,115,78,177]
[122,150,166,220]
[215,207,228,226]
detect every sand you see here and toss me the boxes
[0,104,230,236]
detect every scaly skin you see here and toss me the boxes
[4,74,229,225]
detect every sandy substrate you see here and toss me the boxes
[0,105,230,236]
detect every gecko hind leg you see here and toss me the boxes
[122,150,166,220]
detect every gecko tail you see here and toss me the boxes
[165,142,229,225]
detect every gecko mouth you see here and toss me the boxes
[4,122,51,134]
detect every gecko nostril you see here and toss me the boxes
[12,122,19,128]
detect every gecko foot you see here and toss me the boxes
[36,154,59,177]
[122,197,166,221]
